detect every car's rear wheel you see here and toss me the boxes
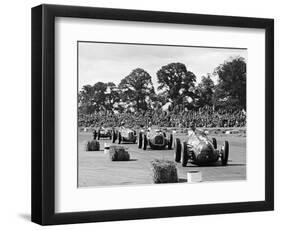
[168,134,173,149]
[221,140,229,166]
[212,138,217,149]
[112,130,116,143]
[93,130,97,140]
[174,138,181,162]
[118,132,122,144]
[143,134,148,150]
[138,133,143,149]
[182,141,188,167]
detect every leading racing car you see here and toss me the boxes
[174,129,229,166]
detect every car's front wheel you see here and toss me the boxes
[212,137,217,149]
[118,132,122,144]
[181,141,188,167]
[221,140,229,166]
[168,134,173,150]
[174,138,181,162]
[138,133,142,149]
[143,134,148,150]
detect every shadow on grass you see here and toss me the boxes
[184,163,246,167]
[112,159,138,162]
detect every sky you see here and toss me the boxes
[78,42,247,91]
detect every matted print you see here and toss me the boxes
[77,41,247,187]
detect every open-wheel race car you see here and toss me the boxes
[93,127,112,140]
[138,128,173,150]
[112,127,137,144]
[174,130,229,166]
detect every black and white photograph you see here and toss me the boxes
[78,41,247,187]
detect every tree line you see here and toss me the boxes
[78,56,246,115]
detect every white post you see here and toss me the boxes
[187,170,202,183]
[104,143,110,154]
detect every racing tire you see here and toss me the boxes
[181,141,188,167]
[212,138,217,149]
[138,133,143,149]
[143,135,148,150]
[97,131,101,140]
[174,138,181,163]
[221,140,229,166]
[118,132,122,144]
[112,131,116,143]
[168,134,173,150]
[93,130,97,140]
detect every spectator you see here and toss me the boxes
[78,105,246,128]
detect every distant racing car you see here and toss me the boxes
[93,127,112,140]
[174,130,229,166]
[112,127,137,144]
[138,128,173,150]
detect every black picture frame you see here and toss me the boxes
[31,4,274,225]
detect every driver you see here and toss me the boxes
[189,120,205,136]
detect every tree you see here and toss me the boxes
[213,57,246,110]
[157,63,196,107]
[78,84,95,114]
[119,68,155,111]
[87,82,108,112]
[104,82,120,111]
[195,74,215,108]
[78,82,120,114]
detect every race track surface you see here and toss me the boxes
[78,130,246,187]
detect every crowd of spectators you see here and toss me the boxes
[78,105,246,128]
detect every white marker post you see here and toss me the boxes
[104,143,110,154]
[187,171,202,183]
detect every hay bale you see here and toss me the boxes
[151,159,178,183]
[86,140,100,151]
[109,145,130,161]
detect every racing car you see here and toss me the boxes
[112,127,137,144]
[138,128,173,150]
[93,127,112,140]
[174,130,229,166]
